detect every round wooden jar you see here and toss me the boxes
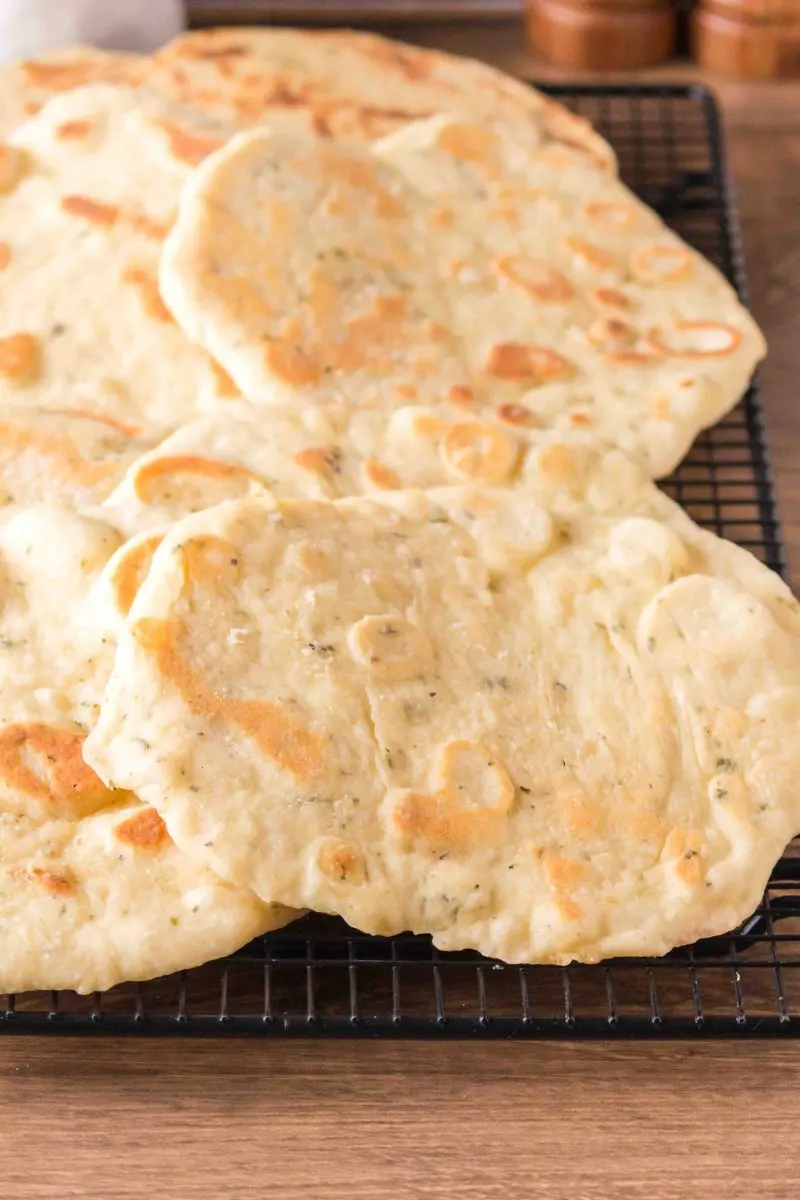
[527,0,676,70]
[692,7,797,77]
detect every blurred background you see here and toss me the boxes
[0,1,797,79]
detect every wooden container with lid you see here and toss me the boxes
[693,0,800,78]
[526,0,677,71]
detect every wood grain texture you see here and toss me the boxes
[3,23,800,1199]
[1,1039,799,1198]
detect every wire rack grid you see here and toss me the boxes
[3,84,798,1039]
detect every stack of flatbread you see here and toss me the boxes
[0,26,794,993]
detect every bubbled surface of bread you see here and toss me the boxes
[98,401,604,535]
[0,405,154,508]
[145,25,613,161]
[85,443,800,964]
[0,46,144,138]
[0,84,245,436]
[161,115,764,479]
[0,504,294,994]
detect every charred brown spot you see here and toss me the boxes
[208,358,239,398]
[132,456,263,504]
[121,267,174,323]
[495,256,574,303]
[362,459,401,490]
[115,807,171,849]
[56,120,93,141]
[484,342,573,384]
[319,843,365,884]
[593,287,631,311]
[22,60,97,89]
[537,443,580,482]
[192,44,249,60]
[496,404,534,427]
[61,194,119,227]
[0,332,41,388]
[152,118,223,167]
[0,144,28,194]
[446,384,476,409]
[564,236,616,270]
[0,723,113,815]
[427,206,455,229]
[29,868,75,896]
[293,446,342,477]
[110,535,164,617]
[543,852,590,890]
[588,317,637,348]
[126,212,170,242]
[265,341,320,387]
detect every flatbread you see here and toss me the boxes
[85,444,800,963]
[0,83,243,435]
[145,25,613,165]
[0,405,153,509]
[98,401,598,534]
[160,115,765,479]
[0,46,143,137]
[0,504,294,994]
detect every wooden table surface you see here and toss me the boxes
[3,21,800,1199]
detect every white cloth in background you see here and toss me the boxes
[0,0,185,62]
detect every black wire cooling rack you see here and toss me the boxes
[4,83,798,1039]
